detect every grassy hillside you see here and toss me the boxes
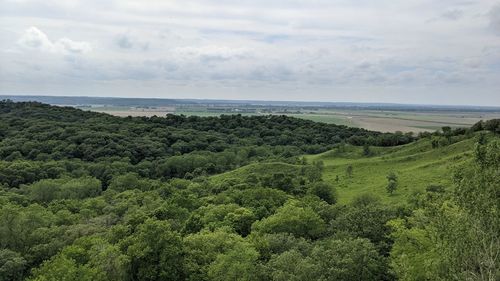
[306,136,478,204]
[212,135,480,204]
[210,162,302,184]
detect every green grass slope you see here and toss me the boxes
[210,135,481,205]
[210,162,303,186]
[306,136,477,204]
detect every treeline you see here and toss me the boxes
[0,148,295,188]
[0,101,412,161]
[413,119,500,149]
[0,100,414,188]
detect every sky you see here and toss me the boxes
[1,0,500,106]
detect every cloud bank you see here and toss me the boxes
[1,0,500,105]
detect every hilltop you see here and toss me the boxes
[212,134,480,204]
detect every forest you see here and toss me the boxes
[0,100,499,281]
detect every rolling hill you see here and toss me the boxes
[212,134,481,204]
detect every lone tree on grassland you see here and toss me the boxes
[363,144,371,156]
[386,171,398,195]
[346,165,353,178]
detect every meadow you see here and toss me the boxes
[211,134,476,205]
[306,136,474,204]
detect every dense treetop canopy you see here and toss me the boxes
[0,100,498,281]
[0,100,414,162]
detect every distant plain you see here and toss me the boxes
[2,95,499,133]
[87,106,500,133]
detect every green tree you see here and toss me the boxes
[24,177,101,203]
[32,237,130,281]
[0,249,27,281]
[363,144,371,156]
[223,207,256,237]
[184,229,254,281]
[306,182,337,204]
[386,180,397,195]
[266,250,320,281]
[232,187,288,219]
[0,203,55,253]
[60,177,101,199]
[87,241,129,281]
[330,194,395,254]
[441,126,452,140]
[311,238,386,281]
[249,232,313,262]
[264,173,294,192]
[386,172,398,195]
[183,204,256,236]
[124,219,184,281]
[483,119,500,133]
[252,200,326,239]
[305,166,322,183]
[313,160,324,171]
[24,179,60,203]
[388,217,442,281]
[207,244,260,281]
[346,165,353,178]
[30,255,96,281]
[108,173,148,192]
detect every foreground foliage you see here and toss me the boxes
[389,137,499,280]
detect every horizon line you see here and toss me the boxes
[1,93,500,109]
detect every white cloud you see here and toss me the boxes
[18,26,92,54]
[56,38,92,54]
[1,1,500,105]
[17,26,52,50]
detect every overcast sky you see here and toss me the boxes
[1,0,500,105]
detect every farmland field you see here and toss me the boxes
[89,105,500,133]
[4,95,499,133]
